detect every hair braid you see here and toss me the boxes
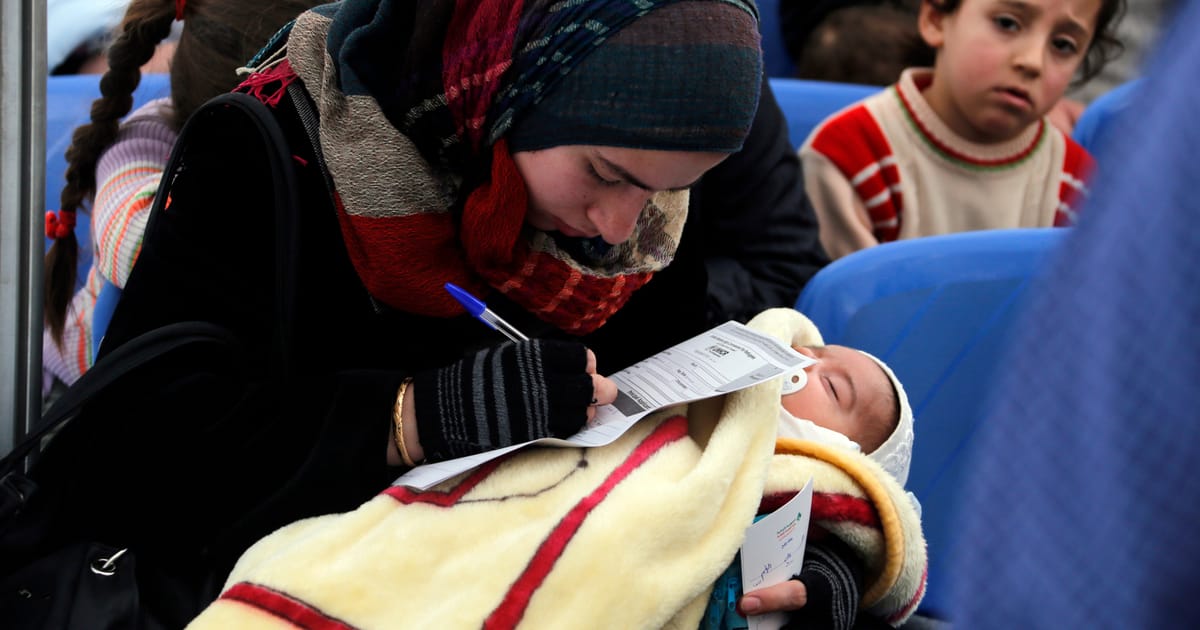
[44,0,175,345]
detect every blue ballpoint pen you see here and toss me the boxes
[444,282,530,343]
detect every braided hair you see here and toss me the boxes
[44,0,321,344]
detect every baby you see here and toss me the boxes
[706,311,919,630]
[778,343,913,486]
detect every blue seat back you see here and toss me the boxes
[1073,79,1141,156]
[45,73,171,289]
[795,228,1067,619]
[767,77,878,149]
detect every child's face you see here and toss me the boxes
[781,345,896,453]
[918,0,1101,143]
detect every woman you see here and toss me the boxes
[36,0,766,624]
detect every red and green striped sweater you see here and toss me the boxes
[800,68,1094,259]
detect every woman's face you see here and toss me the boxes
[513,145,728,245]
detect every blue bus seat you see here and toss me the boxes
[1073,79,1141,156]
[767,77,878,150]
[794,228,1068,619]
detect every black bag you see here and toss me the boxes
[0,322,241,630]
[0,85,325,629]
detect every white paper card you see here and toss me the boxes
[395,320,813,490]
[740,478,814,630]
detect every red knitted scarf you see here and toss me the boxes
[267,6,686,335]
[331,138,660,334]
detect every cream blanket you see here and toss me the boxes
[186,310,925,629]
[186,373,780,629]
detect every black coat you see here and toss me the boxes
[689,74,830,323]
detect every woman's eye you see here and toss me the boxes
[993,15,1020,31]
[587,163,621,187]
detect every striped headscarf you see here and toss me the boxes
[277,0,762,333]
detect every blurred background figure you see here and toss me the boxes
[950,0,1200,625]
[781,0,932,87]
[48,0,176,75]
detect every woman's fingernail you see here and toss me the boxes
[739,597,761,615]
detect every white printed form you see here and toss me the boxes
[740,478,814,630]
[395,320,813,490]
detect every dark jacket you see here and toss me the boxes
[689,75,829,324]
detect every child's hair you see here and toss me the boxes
[924,0,1127,84]
[796,4,937,86]
[44,0,320,344]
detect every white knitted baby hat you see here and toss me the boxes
[857,350,915,487]
[745,307,916,487]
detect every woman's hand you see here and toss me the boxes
[584,347,619,421]
[739,579,809,617]
[399,339,616,463]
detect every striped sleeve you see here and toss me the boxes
[42,266,103,389]
[92,99,178,287]
[1055,137,1095,227]
[806,104,903,243]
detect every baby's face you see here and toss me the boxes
[781,345,896,452]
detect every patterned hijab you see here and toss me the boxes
[278,0,762,333]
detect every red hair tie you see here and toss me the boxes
[175,0,186,21]
[45,210,76,240]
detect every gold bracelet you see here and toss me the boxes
[393,378,418,468]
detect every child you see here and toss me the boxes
[799,0,1125,259]
[41,0,322,394]
[705,308,921,630]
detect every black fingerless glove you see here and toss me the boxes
[413,339,594,462]
[783,537,865,630]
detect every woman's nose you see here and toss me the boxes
[588,190,652,244]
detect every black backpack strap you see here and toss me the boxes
[1,322,236,479]
[101,92,302,375]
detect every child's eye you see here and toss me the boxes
[587,163,621,187]
[993,15,1020,31]
[1052,37,1079,55]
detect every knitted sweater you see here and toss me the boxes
[42,98,176,389]
[800,68,1094,259]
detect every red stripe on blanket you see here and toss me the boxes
[887,562,929,625]
[761,492,881,528]
[483,415,690,629]
[220,582,358,630]
[382,456,509,507]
